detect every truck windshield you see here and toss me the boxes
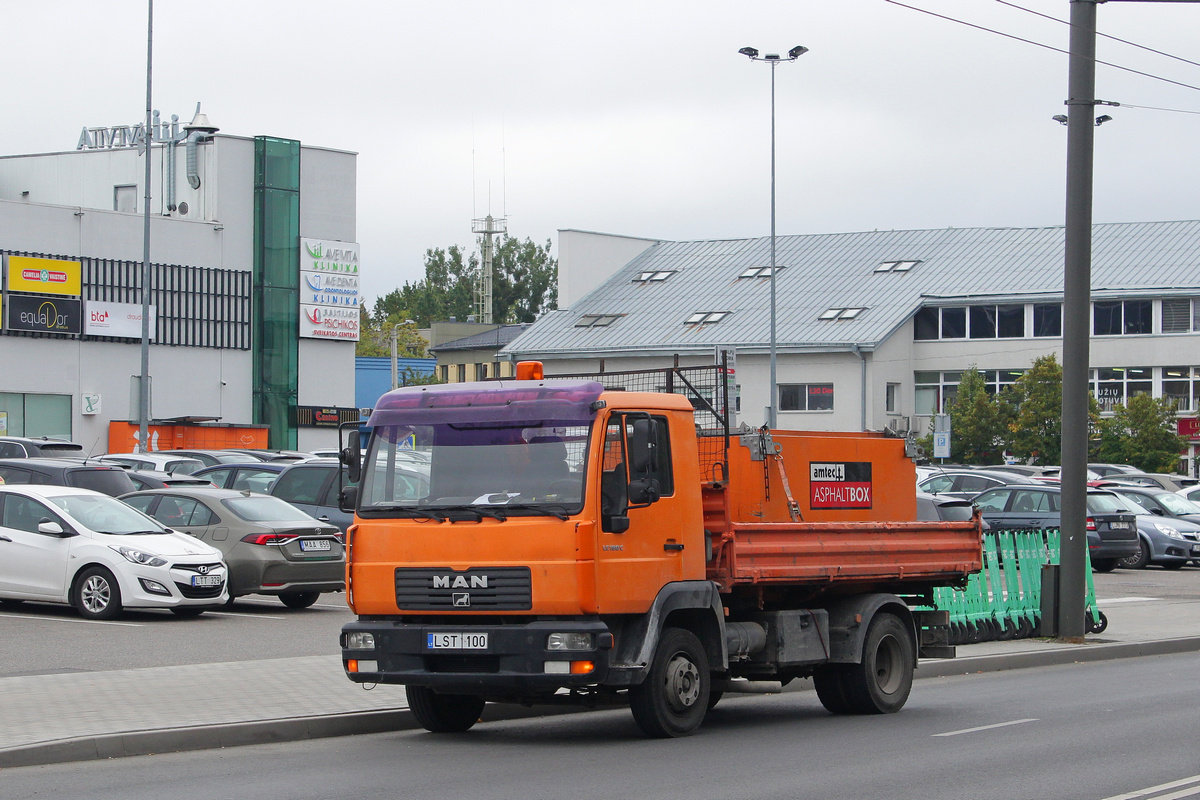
[360,422,590,515]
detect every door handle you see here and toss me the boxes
[0,535,11,542]
[663,542,684,552]
[318,516,330,522]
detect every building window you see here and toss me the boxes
[575,314,623,328]
[874,260,920,273]
[1034,303,1062,337]
[886,383,899,414]
[779,383,834,412]
[493,360,502,378]
[685,311,729,325]
[914,308,939,340]
[1092,367,1152,413]
[455,364,466,383]
[1162,299,1199,333]
[1163,367,1200,412]
[439,365,449,382]
[818,307,866,320]
[113,185,137,213]
[1094,300,1152,336]
[913,370,1024,415]
[475,363,488,380]
[633,271,676,283]
[941,308,966,339]
[0,392,72,439]
[738,266,784,279]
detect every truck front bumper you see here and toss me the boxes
[341,618,614,696]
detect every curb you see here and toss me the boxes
[5,637,1200,769]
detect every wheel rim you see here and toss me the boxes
[664,652,702,712]
[873,634,904,695]
[81,575,111,614]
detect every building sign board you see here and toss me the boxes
[85,301,156,339]
[293,405,361,428]
[6,256,82,296]
[7,295,82,335]
[299,238,360,341]
[809,461,873,510]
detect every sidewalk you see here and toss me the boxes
[3,595,1198,768]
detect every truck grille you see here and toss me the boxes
[394,567,532,611]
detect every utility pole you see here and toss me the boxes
[137,0,154,453]
[472,214,506,324]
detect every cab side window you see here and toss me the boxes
[974,489,1012,513]
[2,495,58,533]
[273,469,329,505]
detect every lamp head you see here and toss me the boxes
[738,46,759,59]
[1095,114,1113,126]
[787,45,809,59]
[1052,115,1069,125]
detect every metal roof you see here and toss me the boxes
[505,221,1200,358]
[430,323,531,353]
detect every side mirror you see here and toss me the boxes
[628,478,661,506]
[339,484,359,514]
[628,418,657,476]
[341,434,362,484]
[1150,507,1165,516]
[37,519,68,536]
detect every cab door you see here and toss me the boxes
[0,494,74,599]
[593,412,686,613]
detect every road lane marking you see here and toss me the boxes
[933,718,1038,737]
[1098,597,1157,605]
[1101,775,1200,800]
[203,611,288,620]
[0,612,143,627]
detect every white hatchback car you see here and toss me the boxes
[0,485,228,619]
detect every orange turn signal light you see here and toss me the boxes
[570,660,595,674]
[515,361,545,380]
[347,659,359,673]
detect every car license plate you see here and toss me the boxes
[427,632,488,650]
[1192,545,1200,555]
[191,575,222,587]
[300,539,331,552]
[1109,521,1131,530]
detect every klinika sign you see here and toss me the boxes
[76,111,187,150]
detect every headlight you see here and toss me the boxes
[345,632,375,650]
[1153,523,1184,539]
[547,632,594,651]
[110,545,167,567]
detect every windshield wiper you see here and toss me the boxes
[502,504,570,521]
[378,507,448,522]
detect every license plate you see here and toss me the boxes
[192,575,222,587]
[1192,545,1200,555]
[427,632,488,650]
[300,539,332,552]
[1109,522,1131,530]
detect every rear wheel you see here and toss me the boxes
[74,566,123,621]
[406,686,485,733]
[1118,539,1150,570]
[1091,558,1119,573]
[840,613,914,714]
[279,591,320,609]
[629,627,710,737]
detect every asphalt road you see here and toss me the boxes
[0,592,353,677]
[6,649,1199,800]
[1,566,1197,678]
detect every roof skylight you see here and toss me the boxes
[685,311,730,325]
[874,260,921,273]
[738,266,784,279]
[819,307,867,320]
[575,314,624,328]
[633,270,676,283]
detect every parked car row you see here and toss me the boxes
[0,442,367,620]
[919,464,1200,572]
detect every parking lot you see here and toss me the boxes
[3,565,1199,681]
[0,592,353,677]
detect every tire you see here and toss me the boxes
[279,591,320,609]
[707,675,729,710]
[813,666,853,715]
[840,613,914,715]
[406,685,485,733]
[1087,610,1108,634]
[73,566,123,621]
[170,606,206,618]
[1118,539,1150,570]
[629,627,710,737]
[1091,558,1118,573]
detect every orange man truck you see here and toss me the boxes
[338,361,982,737]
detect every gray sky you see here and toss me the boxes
[4,1,1199,306]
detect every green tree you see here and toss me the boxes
[370,236,558,329]
[944,367,1005,464]
[356,311,428,359]
[1003,354,1065,465]
[1096,394,1186,473]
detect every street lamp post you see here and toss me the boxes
[739,45,807,430]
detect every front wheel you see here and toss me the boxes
[406,686,485,733]
[279,591,320,609]
[813,666,852,715]
[74,566,123,620]
[629,627,710,737]
[840,613,914,714]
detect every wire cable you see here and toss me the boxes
[882,0,1200,93]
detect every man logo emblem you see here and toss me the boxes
[452,593,471,607]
